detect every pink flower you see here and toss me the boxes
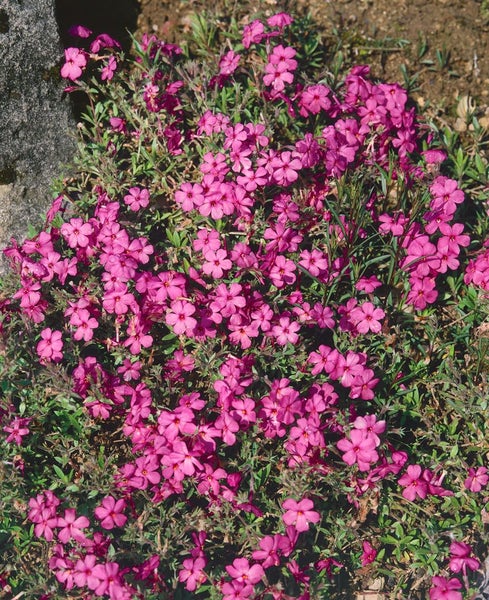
[448,541,480,574]
[202,248,232,279]
[166,300,197,335]
[73,554,101,590]
[179,557,207,591]
[226,558,264,585]
[101,56,117,81]
[242,20,264,49]
[271,316,300,346]
[282,498,320,532]
[263,62,294,92]
[3,417,31,445]
[60,47,87,81]
[252,535,281,568]
[337,429,379,471]
[361,541,377,566]
[61,217,93,248]
[219,50,240,76]
[429,575,463,600]
[398,464,428,501]
[464,466,489,492]
[91,562,122,597]
[350,302,385,334]
[37,328,63,362]
[94,496,127,530]
[124,186,150,211]
[269,255,296,288]
[56,508,89,544]
[267,12,293,28]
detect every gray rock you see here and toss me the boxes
[0,0,76,271]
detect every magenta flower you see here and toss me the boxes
[350,301,385,334]
[61,217,93,248]
[448,541,480,574]
[56,508,89,544]
[60,47,87,81]
[398,464,428,501]
[225,558,264,585]
[3,417,31,445]
[165,299,197,335]
[282,498,320,532]
[360,540,377,566]
[219,50,240,76]
[271,316,300,346]
[464,466,489,492]
[101,55,117,81]
[124,186,150,211]
[94,496,127,530]
[37,328,63,362]
[337,429,379,471]
[73,554,101,590]
[429,575,463,600]
[242,19,265,49]
[91,562,122,597]
[179,557,207,591]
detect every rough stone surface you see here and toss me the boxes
[0,0,76,270]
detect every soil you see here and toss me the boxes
[134,0,489,129]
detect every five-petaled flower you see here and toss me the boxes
[282,498,320,532]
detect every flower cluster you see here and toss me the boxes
[1,9,488,600]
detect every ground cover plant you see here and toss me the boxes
[2,8,489,599]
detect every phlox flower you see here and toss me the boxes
[270,151,302,186]
[226,558,264,585]
[269,255,296,288]
[175,182,204,212]
[37,328,63,362]
[60,47,87,81]
[242,19,264,49]
[3,417,31,445]
[406,276,438,310]
[202,248,232,279]
[91,562,122,597]
[353,415,386,445]
[68,24,92,38]
[219,50,240,76]
[271,316,300,346]
[179,557,207,591]
[398,464,428,501]
[165,300,197,335]
[267,12,294,28]
[299,84,331,116]
[101,56,117,81]
[71,309,98,342]
[361,541,377,567]
[222,579,254,600]
[430,176,464,215]
[94,496,127,530]
[337,429,379,471]
[102,287,136,315]
[448,541,480,574]
[350,301,385,334]
[252,535,282,568]
[263,62,294,92]
[282,498,320,532]
[56,508,89,544]
[464,466,489,492]
[73,554,101,590]
[429,575,463,600]
[124,186,150,211]
[356,275,382,293]
[61,217,93,248]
